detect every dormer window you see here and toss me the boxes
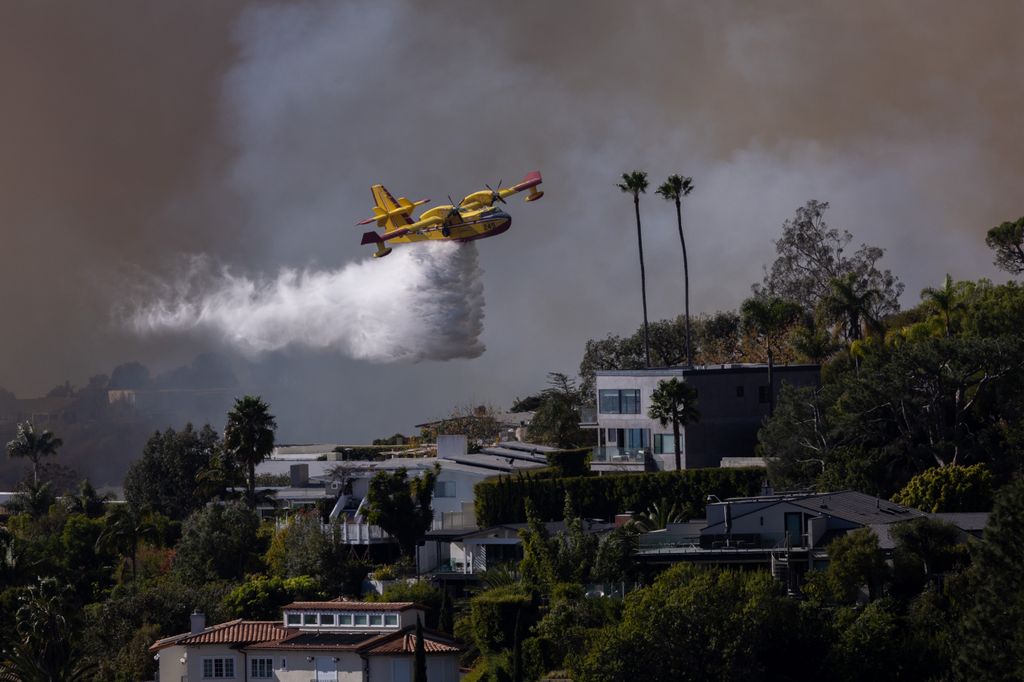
[369,614,383,626]
[320,613,335,626]
[339,614,352,625]
[286,613,301,626]
[354,614,368,626]
[384,614,398,626]
[303,614,317,626]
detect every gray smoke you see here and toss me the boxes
[130,242,485,361]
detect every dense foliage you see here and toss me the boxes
[474,467,764,527]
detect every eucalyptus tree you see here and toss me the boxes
[647,378,700,471]
[985,216,1024,275]
[656,174,696,366]
[618,170,652,367]
[5,421,62,485]
[224,396,277,508]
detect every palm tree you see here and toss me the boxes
[921,274,960,337]
[5,421,62,485]
[818,273,881,342]
[96,505,158,581]
[740,296,802,416]
[224,396,277,508]
[633,497,687,532]
[64,479,110,517]
[618,171,652,367]
[0,577,96,681]
[647,378,700,471]
[656,174,696,366]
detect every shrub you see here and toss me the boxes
[545,448,591,477]
[892,463,994,512]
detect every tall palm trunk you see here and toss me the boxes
[247,461,256,508]
[674,198,692,366]
[634,195,651,367]
[672,417,682,471]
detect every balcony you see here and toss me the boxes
[590,447,647,473]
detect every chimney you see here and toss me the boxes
[290,463,309,488]
[190,610,206,635]
[615,512,636,528]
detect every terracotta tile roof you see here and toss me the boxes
[149,621,287,652]
[363,630,463,655]
[283,601,422,612]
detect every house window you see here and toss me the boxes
[339,614,352,625]
[354,614,368,626]
[369,614,383,626]
[605,428,618,445]
[384,614,399,627]
[653,434,680,454]
[758,385,770,404]
[735,386,744,398]
[625,429,649,450]
[303,613,317,626]
[202,657,235,679]
[598,389,641,414]
[435,481,456,498]
[320,613,335,626]
[251,657,274,679]
[286,613,301,626]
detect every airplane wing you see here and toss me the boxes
[459,171,544,209]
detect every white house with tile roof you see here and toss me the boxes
[150,600,461,682]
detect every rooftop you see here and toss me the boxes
[595,363,820,377]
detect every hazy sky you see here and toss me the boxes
[1,0,1021,441]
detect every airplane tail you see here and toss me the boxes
[356,185,428,230]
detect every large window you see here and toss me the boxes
[435,480,456,498]
[251,658,273,679]
[202,657,235,679]
[624,428,649,450]
[599,389,641,414]
[653,434,680,454]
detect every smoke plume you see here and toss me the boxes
[131,241,485,362]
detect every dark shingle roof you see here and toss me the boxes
[788,491,925,525]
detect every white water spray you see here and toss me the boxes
[130,241,485,362]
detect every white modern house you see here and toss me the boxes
[582,364,820,472]
[150,600,462,682]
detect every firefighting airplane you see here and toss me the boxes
[356,171,543,258]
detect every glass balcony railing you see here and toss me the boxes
[590,446,647,463]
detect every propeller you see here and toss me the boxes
[442,194,461,237]
[485,179,506,205]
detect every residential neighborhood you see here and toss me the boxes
[3,2,1023,681]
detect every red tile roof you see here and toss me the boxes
[283,601,422,611]
[363,630,462,655]
[149,621,287,652]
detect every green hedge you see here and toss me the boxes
[475,468,765,527]
[545,447,591,477]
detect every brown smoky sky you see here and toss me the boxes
[1,0,1021,442]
